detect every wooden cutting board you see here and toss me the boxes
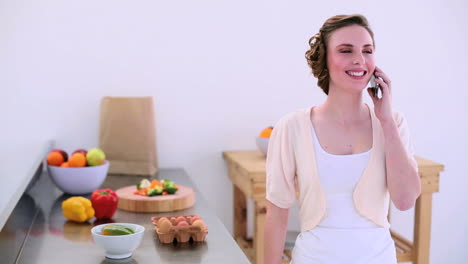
[115,185,195,213]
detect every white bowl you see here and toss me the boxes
[47,161,109,195]
[91,223,145,259]
[256,137,269,156]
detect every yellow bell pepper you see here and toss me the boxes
[62,196,95,223]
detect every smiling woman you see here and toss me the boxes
[264,14,421,264]
[305,15,376,95]
[326,25,376,94]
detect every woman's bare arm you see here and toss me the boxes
[382,120,421,210]
[264,200,289,264]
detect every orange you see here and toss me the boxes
[259,126,273,138]
[47,151,64,166]
[60,162,70,168]
[68,153,87,167]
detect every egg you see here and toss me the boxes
[157,217,169,226]
[190,215,201,224]
[158,219,173,233]
[191,219,206,230]
[175,216,187,225]
[170,217,177,225]
[176,220,189,227]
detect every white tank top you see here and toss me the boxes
[311,126,377,228]
[290,127,397,264]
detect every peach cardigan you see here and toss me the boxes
[265,105,416,232]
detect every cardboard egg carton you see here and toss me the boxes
[151,215,208,243]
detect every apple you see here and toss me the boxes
[86,148,106,166]
[72,149,87,157]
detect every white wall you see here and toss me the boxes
[1,0,467,263]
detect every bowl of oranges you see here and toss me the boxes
[256,126,273,156]
[46,148,109,195]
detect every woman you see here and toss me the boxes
[264,14,421,264]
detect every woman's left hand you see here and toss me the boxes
[367,66,394,124]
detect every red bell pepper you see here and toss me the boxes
[91,189,118,219]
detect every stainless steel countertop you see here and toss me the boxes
[0,167,250,264]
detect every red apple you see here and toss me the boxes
[72,149,87,157]
[51,149,68,162]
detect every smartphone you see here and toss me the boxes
[369,73,382,98]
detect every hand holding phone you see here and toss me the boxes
[369,73,383,99]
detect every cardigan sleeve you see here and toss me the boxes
[394,111,418,173]
[265,114,297,209]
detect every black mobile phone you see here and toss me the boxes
[369,73,382,98]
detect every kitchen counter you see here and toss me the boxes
[0,167,250,264]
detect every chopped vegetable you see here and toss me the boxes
[137,179,151,190]
[150,179,161,187]
[133,188,148,196]
[133,178,179,197]
[161,179,174,189]
[165,185,178,194]
[148,186,163,196]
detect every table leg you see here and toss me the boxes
[414,193,433,264]
[254,201,267,264]
[233,185,247,242]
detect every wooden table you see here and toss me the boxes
[223,150,444,264]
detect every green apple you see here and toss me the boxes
[86,148,106,166]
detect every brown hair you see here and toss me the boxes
[305,14,375,95]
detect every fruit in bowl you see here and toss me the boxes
[47,148,107,167]
[72,149,88,156]
[47,149,68,166]
[86,148,106,166]
[259,126,273,138]
[46,148,109,194]
[256,126,273,156]
[91,223,145,259]
[69,153,87,167]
